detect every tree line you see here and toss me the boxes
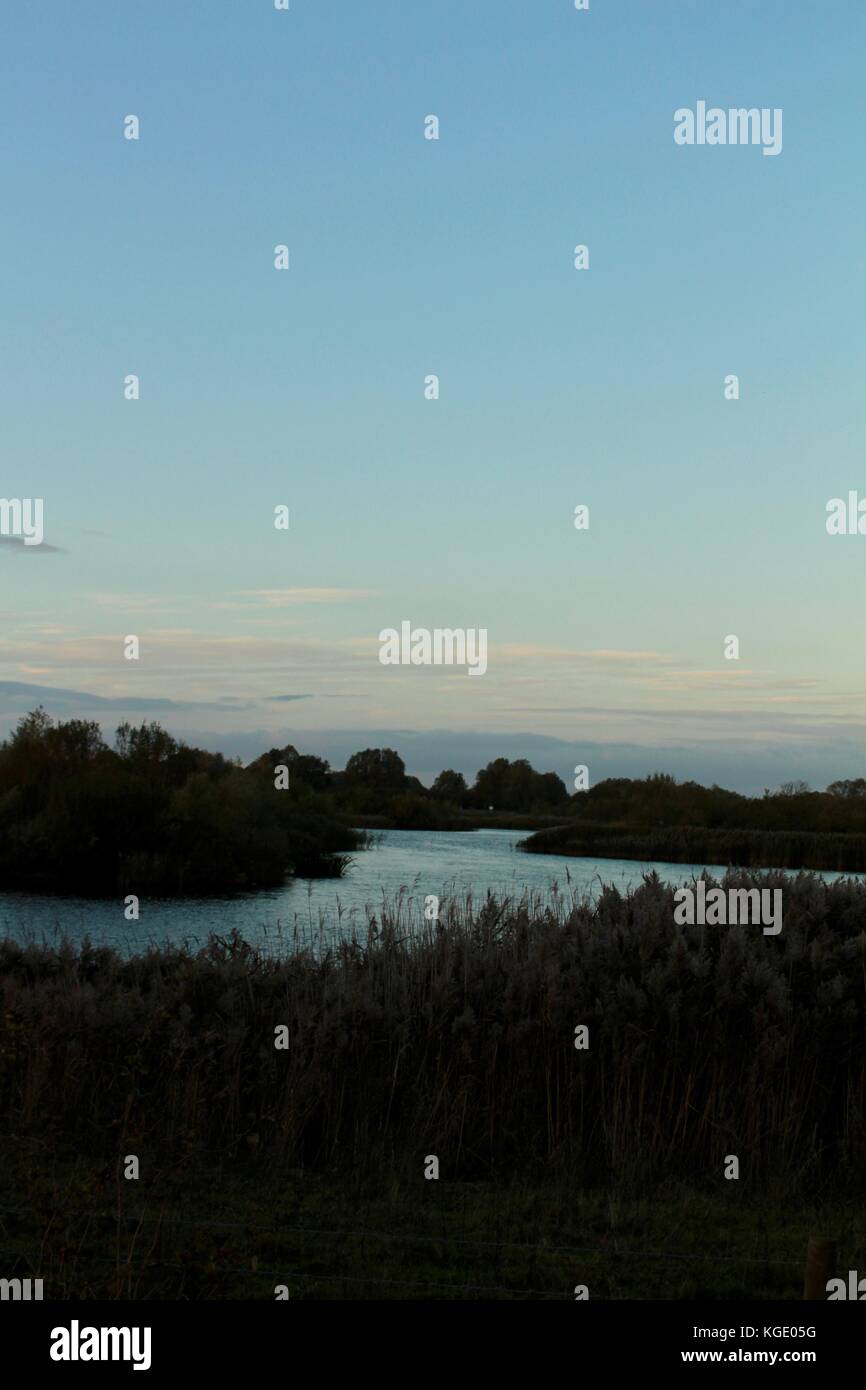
[2,709,864,891]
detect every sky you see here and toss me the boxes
[0,0,864,794]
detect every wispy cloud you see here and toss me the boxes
[224,588,380,608]
[0,680,253,713]
[498,645,668,664]
[90,594,172,612]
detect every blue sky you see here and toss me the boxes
[1,0,864,792]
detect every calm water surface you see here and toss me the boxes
[0,828,859,956]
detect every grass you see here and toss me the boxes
[1,1140,862,1300]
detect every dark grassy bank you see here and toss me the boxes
[520,822,866,872]
[2,871,865,1297]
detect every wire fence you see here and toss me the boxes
[0,1247,576,1299]
[1,1196,842,1299]
[0,1201,810,1265]
[5,1198,861,1303]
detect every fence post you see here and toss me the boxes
[803,1237,836,1300]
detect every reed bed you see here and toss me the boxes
[521,823,866,872]
[1,870,865,1197]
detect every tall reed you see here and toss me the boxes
[2,870,864,1196]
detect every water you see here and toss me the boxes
[0,827,859,956]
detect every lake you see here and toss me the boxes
[0,827,860,956]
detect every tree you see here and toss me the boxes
[344,748,406,790]
[826,778,866,798]
[472,758,511,808]
[292,753,331,790]
[471,758,568,812]
[778,780,812,797]
[534,771,569,807]
[0,709,358,893]
[431,769,467,803]
[115,721,180,763]
[50,718,107,761]
[247,746,331,790]
[9,706,53,744]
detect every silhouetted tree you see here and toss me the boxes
[344,748,406,790]
[827,779,866,798]
[431,769,467,803]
